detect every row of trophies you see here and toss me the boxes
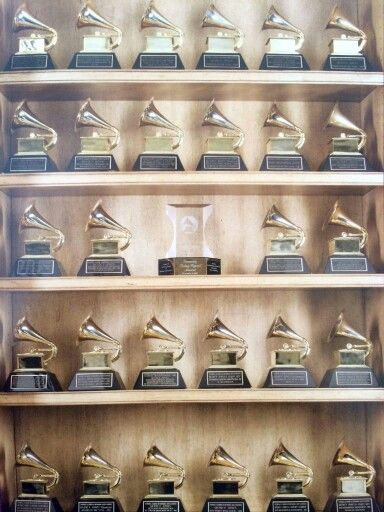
[13,199,375,277]
[3,311,381,392]
[6,3,374,72]
[5,99,374,173]
[8,442,381,512]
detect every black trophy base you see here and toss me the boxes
[267,496,315,512]
[324,255,375,274]
[133,154,184,171]
[259,256,310,274]
[263,367,316,388]
[68,154,118,171]
[320,154,374,172]
[78,257,130,276]
[15,257,63,277]
[134,368,186,390]
[196,53,248,70]
[199,367,251,388]
[259,154,310,172]
[137,497,185,512]
[3,371,62,392]
[159,257,221,275]
[74,497,124,512]
[5,155,57,173]
[323,54,371,71]
[320,367,380,388]
[323,495,381,512]
[9,496,64,512]
[196,154,247,171]
[202,497,250,512]
[133,52,184,69]
[68,370,125,391]
[259,53,310,70]
[68,52,120,69]
[5,53,55,71]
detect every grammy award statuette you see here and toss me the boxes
[320,312,379,388]
[199,316,251,388]
[134,317,186,389]
[5,5,57,70]
[259,205,310,274]
[197,100,247,171]
[133,1,184,69]
[78,201,132,276]
[68,316,125,391]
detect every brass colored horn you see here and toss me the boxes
[209,446,249,489]
[77,3,122,49]
[86,200,132,251]
[81,446,122,489]
[16,444,59,490]
[323,200,367,249]
[12,101,57,151]
[141,1,183,50]
[76,99,120,150]
[142,316,185,362]
[328,312,371,358]
[144,446,185,488]
[269,442,313,487]
[13,5,57,50]
[202,4,244,50]
[19,203,64,252]
[203,100,244,149]
[262,5,304,51]
[205,315,247,360]
[332,442,375,487]
[326,6,367,52]
[79,315,122,362]
[325,103,366,151]
[268,315,310,358]
[140,99,183,149]
[262,205,305,249]
[264,103,305,150]
[14,317,58,366]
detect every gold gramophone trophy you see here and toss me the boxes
[3,317,62,392]
[134,316,186,389]
[323,201,375,273]
[6,101,58,173]
[5,5,57,71]
[263,316,315,388]
[320,103,373,172]
[68,315,125,391]
[259,103,309,171]
[69,2,122,68]
[196,4,247,69]
[320,312,379,388]
[159,204,221,275]
[202,446,250,512]
[260,205,310,274]
[323,442,380,512]
[133,1,184,69]
[133,99,184,171]
[267,442,315,512]
[74,446,124,511]
[196,100,247,171]
[9,444,63,512]
[78,201,132,276]
[260,6,309,70]
[69,99,120,171]
[137,446,185,512]
[323,7,371,71]
[199,316,250,388]
[15,203,64,277]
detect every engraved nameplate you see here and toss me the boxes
[10,157,48,172]
[143,501,180,512]
[139,155,177,170]
[330,156,366,171]
[270,370,309,387]
[336,498,373,512]
[208,502,244,512]
[85,259,123,275]
[203,54,241,69]
[272,501,310,512]
[207,370,244,386]
[203,155,241,170]
[75,373,113,389]
[330,258,368,272]
[329,56,366,71]
[266,54,303,69]
[142,371,179,388]
[11,54,48,70]
[17,259,55,276]
[266,257,304,273]
[335,371,373,387]
[78,502,115,512]
[75,54,113,68]
[266,156,303,171]
[10,374,48,390]
[74,156,112,171]
[139,54,177,69]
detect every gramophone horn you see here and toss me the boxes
[203,100,244,149]
[328,312,371,357]
[77,3,122,49]
[141,2,183,50]
[209,446,249,488]
[12,101,57,151]
[142,316,185,362]
[323,200,367,249]
[19,203,64,252]
[264,103,305,150]
[14,316,58,365]
[326,6,367,52]
[202,4,244,50]
[144,446,185,488]
[13,6,57,50]
[81,446,122,489]
[140,99,183,149]
[79,315,122,362]
[86,200,132,251]
[205,316,247,360]
[332,441,375,487]
[268,315,310,358]
[262,5,304,51]
[76,99,120,150]
[269,442,313,487]
[325,103,366,151]
[261,204,305,249]
[17,444,59,490]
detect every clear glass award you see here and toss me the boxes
[320,312,379,388]
[259,6,309,70]
[199,316,251,388]
[159,204,221,275]
[259,205,310,274]
[196,100,247,171]
[5,5,57,71]
[133,1,184,69]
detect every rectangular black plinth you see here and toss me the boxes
[197,154,247,171]
[78,257,130,276]
[259,154,309,171]
[323,496,381,512]
[3,371,62,392]
[15,258,62,277]
[133,154,184,171]
[134,369,186,390]
[196,53,248,70]
[5,53,55,71]
[320,367,379,388]
[199,368,251,388]
[259,256,310,274]
[133,53,184,69]
[68,370,124,391]
[324,256,375,274]
[68,154,118,171]
[323,54,370,71]
[139,498,185,512]
[159,257,221,275]
[68,52,120,69]
[267,498,314,512]
[263,367,316,388]
[203,498,250,512]
[259,53,309,70]
[320,154,373,172]
[6,155,57,173]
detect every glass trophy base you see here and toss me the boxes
[15,257,63,277]
[10,496,64,512]
[259,154,310,171]
[320,367,379,388]
[4,53,55,71]
[196,53,248,70]
[68,154,118,171]
[74,497,124,512]
[196,154,247,171]
[68,369,125,391]
[259,53,309,70]
[324,255,375,274]
[199,367,251,388]
[259,256,310,274]
[133,153,184,171]
[263,366,316,388]
[5,154,57,173]
[267,496,315,512]
[159,257,221,275]
[134,368,186,389]
[323,54,371,71]
[202,497,250,512]
[68,52,120,69]
[137,497,185,512]
[323,495,380,512]
[3,370,62,392]
[133,52,185,69]
[319,154,373,172]
[78,256,130,276]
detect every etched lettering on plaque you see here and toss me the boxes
[203,54,241,68]
[207,371,244,386]
[330,157,366,171]
[336,498,373,512]
[15,499,51,512]
[75,54,114,68]
[139,55,177,69]
[78,502,115,512]
[266,156,303,171]
[139,156,177,170]
[266,55,303,69]
[142,372,179,388]
[272,501,310,512]
[11,374,48,390]
[208,502,245,512]
[329,57,366,71]
[270,371,309,387]
[203,156,241,170]
[143,501,180,512]
[75,373,113,389]
[11,55,48,69]
[85,259,123,274]
[266,257,304,273]
[330,258,368,272]
[335,372,373,387]
[10,157,48,172]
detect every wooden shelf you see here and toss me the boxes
[0,70,382,102]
